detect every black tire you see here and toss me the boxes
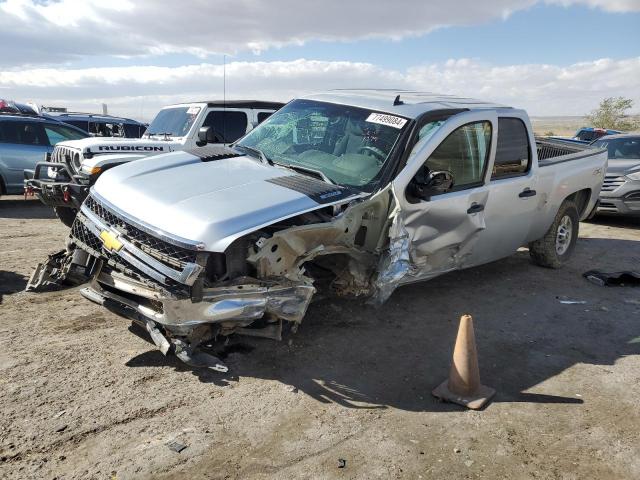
[529,200,579,269]
[54,206,78,228]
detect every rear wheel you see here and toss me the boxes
[529,200,579,268]
[54,206,78,228]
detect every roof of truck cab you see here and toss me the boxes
[187,100,285,110]
[303,89,511,119]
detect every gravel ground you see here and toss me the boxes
[1,196,639,480]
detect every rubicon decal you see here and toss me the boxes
[97,145,166,152]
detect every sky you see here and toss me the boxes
[0,0,638,121]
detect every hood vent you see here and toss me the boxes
[186,145,242,162]
[266,175,356,204]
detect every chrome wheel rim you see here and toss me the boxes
[556,215,573,256]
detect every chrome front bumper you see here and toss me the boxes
[82,268,316,334]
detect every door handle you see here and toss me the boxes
[467,203,485,214]
[519,189,537,198]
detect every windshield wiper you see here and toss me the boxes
[273,162,335,185]
[234,144,273,165]
[146,132,173,139]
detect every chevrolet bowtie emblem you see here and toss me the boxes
[99,230,123,252]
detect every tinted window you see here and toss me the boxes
[257,112,273,124]
[420,121,491,191]
[203,111,248,143]
[492,118,530,179]
[417,120,446,142]
[89,122,122,137]
[66,120,90,133]
[44,123,87,145]
[0,121,47,145]
[124,123,144,138]
[605,138,640,159]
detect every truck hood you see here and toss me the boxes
[58,136,180,155]
[56,137,183,172]
[92,151,360,252]
[606,158,640,176]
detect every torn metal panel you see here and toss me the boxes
[248,190,393,297]
[371,205,413,305]
[372,187,488,304]
[25,248,93,292]
[163,280,316,326]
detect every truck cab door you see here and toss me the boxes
[391,111,497,279]
[200,108,251,145]
[465,116,539,267]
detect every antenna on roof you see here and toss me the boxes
[223,54,226,145]
[393,95,404,106]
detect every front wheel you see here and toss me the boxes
[529,200,579,268]
[54,206,78,228]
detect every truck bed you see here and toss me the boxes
[537,138,604,166]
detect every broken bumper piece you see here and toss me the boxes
[80,270,316,371]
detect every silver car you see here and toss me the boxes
[591,134,640,216]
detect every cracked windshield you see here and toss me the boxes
[236,99,408,190]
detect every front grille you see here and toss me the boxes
[601,175,625,192]
[71,219,102,252]
[52,145,81,172]
[84,195,197,269]
[599,202,617,210]
[71,218,179,291]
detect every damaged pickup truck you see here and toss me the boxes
[29,90,607,372]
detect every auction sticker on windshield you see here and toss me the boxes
[366,113,407,129]
[187,106,201,115]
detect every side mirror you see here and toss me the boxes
[197,126,224,146]
[411,169,454,199]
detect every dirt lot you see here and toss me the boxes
[1,196,639,480]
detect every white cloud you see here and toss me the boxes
[1,57,638,118]
[1,0,639,66]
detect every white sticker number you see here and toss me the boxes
[186,106,201,115]
[366,112,407,129]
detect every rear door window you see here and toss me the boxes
[124,123,145,138]
[0,121,47,145]
[492,118,531,179]
[257,111,273,124]
[44,123,87,145]
[66,120,90,132]
[202,110,248,143]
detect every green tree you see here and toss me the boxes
[588,97,638,131]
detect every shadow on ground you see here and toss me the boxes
[587,214,640,230]
[0,270,28,304]
[118,237,640,412]
[0,198,56,219]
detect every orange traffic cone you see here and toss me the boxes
[432,314,495,410]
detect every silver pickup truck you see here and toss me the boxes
[29,90,607,372]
